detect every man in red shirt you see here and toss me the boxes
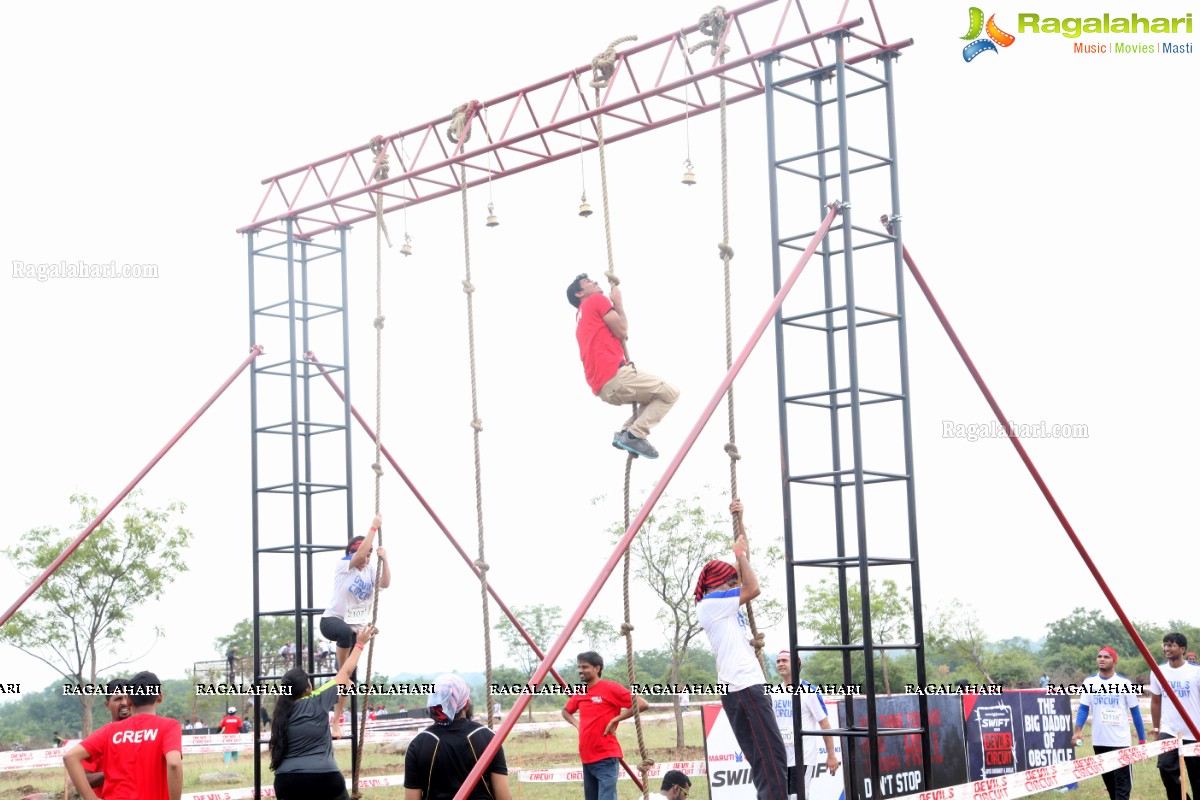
[63,671,183,800]
[562,651,649,800]
[218,706,242,764]
[567,273,679,459]
[73,678,133,797]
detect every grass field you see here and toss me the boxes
[0,712,1169,799]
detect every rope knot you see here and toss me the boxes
[368,136,391,181]
[620,622,635,635]
[750,632,766,650]
[371,462,383,477]
[603,270,620,287]
[718,242,734,261]
[723,442,741,461]
[638,758,656,773]
[590,35,638,89]
[462,279,475,294]
[447,101,481,144]
[373,315,386,330]
[689,6,730,56]
[474,558,490,572]
[470,417,484,432]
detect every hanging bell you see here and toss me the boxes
[681,165,697,186]
[400,237,413,257]
[579,200,593,218]
[485,202,500,228]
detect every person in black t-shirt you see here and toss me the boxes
[403,674,511,800]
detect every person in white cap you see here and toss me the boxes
[404,673,512,800]
[218,705,243,764]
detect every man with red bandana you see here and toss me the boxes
[1073,646,1145,800]
[696,499,787,800]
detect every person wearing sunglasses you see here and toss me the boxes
[658,769,692,798]
[566,273,679,459]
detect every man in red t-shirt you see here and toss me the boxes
[218,707,242,764]
[562,651,649,800]
[64,670,183,800]
[72,677,133,797]
[567,273,679,459]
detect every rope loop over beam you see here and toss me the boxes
[590,36,638,89]
[689,6,730,56]
[447,101,483,144]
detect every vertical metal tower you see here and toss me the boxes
[246,223,360,790]
[766,34,932,800]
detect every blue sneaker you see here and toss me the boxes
[612,430,637,458]
[614,431,658,459]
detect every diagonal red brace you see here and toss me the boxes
[894,229,1200,742]
[0,346,264,629]
[450,204,842,800]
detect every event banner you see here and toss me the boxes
[703,699,844,800]
[844,695,968,799]
[962,689,1074,780]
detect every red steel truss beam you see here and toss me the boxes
[450,206,841,800]
[0,347,264,629]
[239,0,908,239]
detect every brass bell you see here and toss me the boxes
[681,168,697,186]
[579,201,593,218]
[400,241,413,257]
[485,202,499,228]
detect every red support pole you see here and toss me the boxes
[0,346,264,629]
[898,239,1200,741]
[450,205,841,800]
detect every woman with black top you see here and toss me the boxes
[270,624,377,800]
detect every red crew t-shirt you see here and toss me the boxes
[219,714,242,734]
[79,715,182,800]
[564,679,633,764]
[576,293,626,395]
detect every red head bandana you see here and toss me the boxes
[695,560,738,604]
[1098,646,1117,663]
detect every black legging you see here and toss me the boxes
[274,771,349,800]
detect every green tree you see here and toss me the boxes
[494,603,567,721]
[214,616,308,678]
[620,494,743,747]
[0,492,192,734]
[928,602,993,683]
[800,577,912,693]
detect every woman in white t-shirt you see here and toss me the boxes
[318,514,391,738]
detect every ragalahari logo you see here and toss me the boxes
[961,7,1016,61]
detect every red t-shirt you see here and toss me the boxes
[79,715,182,800]
[564,679,633,763]
[219,714,242,734]
[575,293,626,394]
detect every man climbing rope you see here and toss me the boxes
[696,499,787,800]
[567,273,679,459]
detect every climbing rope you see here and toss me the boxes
[447,105,497,730]
[690,7,769,678]
[351,136,392,800]
[590,35,652,799]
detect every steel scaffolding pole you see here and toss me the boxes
[765,34,931,797]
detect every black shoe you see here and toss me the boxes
[614,431,659,459]
[612,430,638,458]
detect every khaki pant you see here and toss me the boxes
[598,364,679,439]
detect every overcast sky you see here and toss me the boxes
[1,0,1196,703]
